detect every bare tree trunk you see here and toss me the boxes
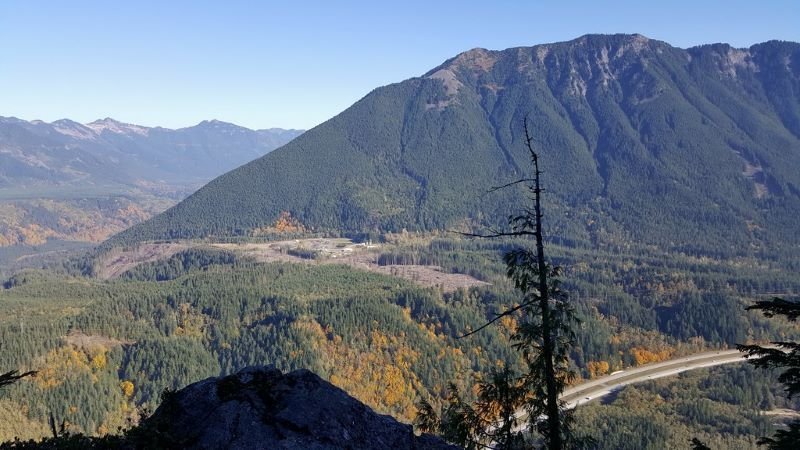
[528,131,561,450]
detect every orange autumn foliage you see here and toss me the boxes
[250,211,306,235]
[630,347,672,365]
[287,317,475,423]
[586,360,610,378]
[274,211,305,233]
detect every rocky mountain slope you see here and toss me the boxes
[111,34,800,257]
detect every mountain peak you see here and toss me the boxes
[424,49,497,98]
[52,119,97,140]
[191,119,251,133]
[0,116,30,125]
[91,117,121,124]
[450,47,498,71]
[86,117,150,136]
[198,119,229,126]
[53,118,87,127]
[567,33,653,46]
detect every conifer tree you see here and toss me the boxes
[739,298,800,449]
[416,119,580,449]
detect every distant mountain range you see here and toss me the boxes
[111,34,800,257]
[0,116,303,192]
[0,117,302,247]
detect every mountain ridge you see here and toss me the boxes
[6,116,304,136]
[0,115,304,188]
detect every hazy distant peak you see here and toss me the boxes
[52,118,97,140]
[89,117,121,125]
[196,119,240,127]
[257,127,304,134]
[86,117,150,136]
[0,116,28,125]
[53,118,91,129]
[188,119,252,134]
[0,115,304,138]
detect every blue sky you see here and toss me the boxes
[1,0,798,130]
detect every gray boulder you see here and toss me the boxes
[142,366,457,450]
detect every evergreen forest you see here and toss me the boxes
[1,238,797,446]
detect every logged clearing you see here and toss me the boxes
[95,242,189,279]
[360,262,490,292]
[213,239,491,292]
[64,330,135,350]
[98,238,489,292]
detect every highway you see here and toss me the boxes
[501,348,766,436]
[561,349,753,408]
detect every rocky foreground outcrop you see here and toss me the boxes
[142,366,456,449]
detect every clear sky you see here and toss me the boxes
[2,0,798,130]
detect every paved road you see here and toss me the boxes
[561,349,753,408]
[503,348,765,435]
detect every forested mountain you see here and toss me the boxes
[112,35,800,256]
[0,116,303,189]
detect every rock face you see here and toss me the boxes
[142,366,455,450]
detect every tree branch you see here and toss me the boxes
[0,370,36,389]
[451,230,536,239]
[746,298,800,321]
[488,178,536,193]
[459,299,538,339]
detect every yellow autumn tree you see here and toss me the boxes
[630,347,672,365]
[274,211,305,233]
[586,361,610,378]
[120,380,134,398]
